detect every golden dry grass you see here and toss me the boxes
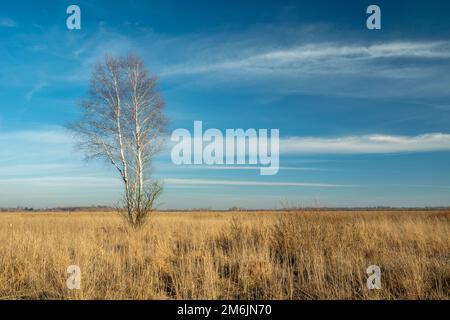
[0,210,448,300]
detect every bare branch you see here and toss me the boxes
[69,54,167,228]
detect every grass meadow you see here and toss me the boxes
[0,210,448,299]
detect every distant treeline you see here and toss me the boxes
[0,206,449,212]
[0,206,113,212]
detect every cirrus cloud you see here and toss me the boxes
[281,133,450,154]
[0,17,17,28]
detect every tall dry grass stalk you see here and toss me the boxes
[0,211,448,299]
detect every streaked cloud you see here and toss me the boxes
[163,178,450,190]
[25,81,47,102]
[172,165,323,171]
[164,178,351,188]
[2,20,449,101]
[0,127,73,145]
[162,41,450,78]
[3,128,450,160]
[0,176,119,188]
[281,133,450,154]
[0,17,17,28]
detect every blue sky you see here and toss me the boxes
[1,0,450,209]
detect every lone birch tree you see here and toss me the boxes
[70,54,167,228]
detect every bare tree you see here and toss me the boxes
[70,54,167,228]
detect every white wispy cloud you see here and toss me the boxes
[281,133,450,154]
[0,18,17,28]
[172,165,322,171]
[2,128,449,207]
[162,41,450,77]
[164,179,450,191]
[0,176,119,188]
[25,81,47,102]
[0,127,79,168]
[2,21,449,101]
[3,129,450,159]
[0,163,92,178]
[0,128,73,144]
[168,131,450,156]
[156,37,450,99]
[164,178,351,188]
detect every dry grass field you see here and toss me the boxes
[0,210,448,300]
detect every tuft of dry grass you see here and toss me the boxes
[0,210,448,300]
